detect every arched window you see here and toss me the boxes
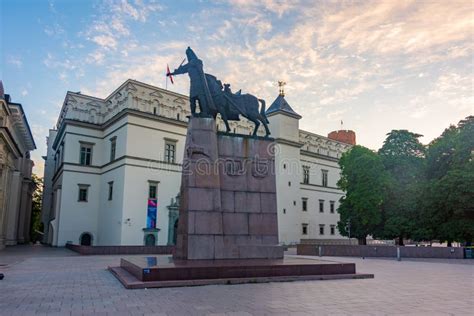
[79,232,92,246]
[145,234,156,246]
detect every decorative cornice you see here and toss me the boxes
[300,150,340,162]
[273,137,304,148]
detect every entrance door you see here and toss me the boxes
[80,233,92,246]
[145,234,156,246]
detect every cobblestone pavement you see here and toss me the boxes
[0,244,77,266]
[0,247,472,315]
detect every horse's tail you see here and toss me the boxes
[258,99,269,124]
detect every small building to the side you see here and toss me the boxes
[41,79,355,247]
[0,81,37,249]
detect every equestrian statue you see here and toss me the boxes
[167,47,270,137]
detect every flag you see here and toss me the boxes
[166,64,174,84]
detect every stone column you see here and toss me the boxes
[16,180,31,244]
[5,171,21,245]
[0,165,9,249]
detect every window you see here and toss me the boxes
[322,169,328,187]
[108,182,114,201]
[288,181,291,187]
[164,139,177,163]
[330,201,335,213]
[283,208,286,214]
[302,198,308,212]
[79,142,94,166]
[319,199,324,213]
[148,181,158,199]
[302,223,308,235]
[78,184,90,202]
[319,224,325,235]
[110,137,117,161]
[303,166,310,184]
[330,225,336,235]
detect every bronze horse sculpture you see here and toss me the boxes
[168,47,270,137]
[205,74,270,137]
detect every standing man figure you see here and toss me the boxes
[167,47,216,117]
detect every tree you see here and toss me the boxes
[30,174,43,243]
[423,116,474,246]
[337,145,390,245]
[377,130,426,245]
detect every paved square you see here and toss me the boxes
[0,246,472,315]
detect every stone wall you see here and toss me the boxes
[66,243,174,255]
[297,244,465,259]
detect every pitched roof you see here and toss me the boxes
[266,94,301,119]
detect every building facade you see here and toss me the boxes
[0,81,36,249]
[41,79,354,247]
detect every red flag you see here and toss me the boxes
[167,64,174,84]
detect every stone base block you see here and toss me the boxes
[110,255,374,289]
[238,245,284,259]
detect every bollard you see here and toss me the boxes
[318,246,322,257]
[397,246,401,261]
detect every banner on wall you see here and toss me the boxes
[147,198,158,228]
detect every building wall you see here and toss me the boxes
[41,130,57,244]
[0,90,36,249]
[56,171,101,245]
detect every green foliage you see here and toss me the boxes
[377,130,426,244]
[337,145,390,244]
[421,116,474,244]
[336,116,473,245]
[30,174,43,243]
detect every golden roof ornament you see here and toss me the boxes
[278,80,286,97]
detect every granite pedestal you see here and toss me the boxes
[174,117,283,260]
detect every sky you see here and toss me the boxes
[1,0,473,176]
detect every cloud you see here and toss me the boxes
[91,35,118,50]
[7,55,23,68]
[315,1,473,57]
[82,0,166,64]
[43,53,76,70]
[110,0,164,22]
[44,22,65,37]
[227,0,299,18]
[87,51,105,64]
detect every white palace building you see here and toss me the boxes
[41,79,355,247]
